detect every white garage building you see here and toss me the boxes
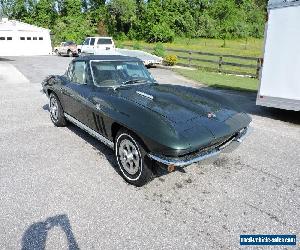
[0,18,52,56]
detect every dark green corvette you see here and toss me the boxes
[42,55,251,186]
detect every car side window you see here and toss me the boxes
[83,38,90,45]
[90,38,95,45]
[68,61,86,84]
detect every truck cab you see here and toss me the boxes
[78,37,115,55]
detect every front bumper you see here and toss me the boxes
[148,126,252,167]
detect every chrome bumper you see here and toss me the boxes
[148,127,252,167]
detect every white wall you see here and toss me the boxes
[0,25,52,56]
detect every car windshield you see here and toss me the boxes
[90,61,155,87]
[65,41,75,46]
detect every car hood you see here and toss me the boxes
[104,83,251,154]
[117,84,238,123]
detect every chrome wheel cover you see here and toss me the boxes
[50,97,59,121]
[118,138,140,175]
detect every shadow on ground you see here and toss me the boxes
[42,104,49,111]
[22,214,79,250]
[199,85,300,125]
[0,57,14,62]
[66,124,170,182]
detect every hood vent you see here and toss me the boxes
[136,91,153,100]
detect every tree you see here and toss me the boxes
[11,0,28,20]
[25,0,56,28]
[107,0,137,35]
[1,0,267,44]
[52,0,95,44]
[0,0,15,17]
[209,0,242,46]
[61,0,82,16]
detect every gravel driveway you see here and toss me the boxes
[0,56,299,249]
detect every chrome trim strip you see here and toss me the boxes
[149,150,220,167]
[149,126,252,167]
[136,91,154,100]
[64,113,114,149]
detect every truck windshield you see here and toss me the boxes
[90,61,155,87]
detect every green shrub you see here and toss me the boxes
[132,41,142,50]
[164,55,178,66]
[153,43,165,57]
[115,41,124,49]
[114,32,127,41]
[146,23,175,43]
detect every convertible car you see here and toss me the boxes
[42,55,251,186]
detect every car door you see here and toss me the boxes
[60,42,66,55]
[88,38,96,54]
[58,42,64,54]
[83,62,115,139]
[81,38,90,54]
[61,60,93,125]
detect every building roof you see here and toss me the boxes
[73,55,142,62]
[0,18,50,32]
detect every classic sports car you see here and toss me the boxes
[42,55,251,186]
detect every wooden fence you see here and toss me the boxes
[124,45,263,79]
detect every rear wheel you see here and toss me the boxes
[49,93,67,127]
[115,129,153,186]
[68,50,73,57]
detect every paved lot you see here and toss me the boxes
[0,56,299,249]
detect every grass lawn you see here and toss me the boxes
[119,37,264,77]
[174,68,259,92]
[120,37,264,57]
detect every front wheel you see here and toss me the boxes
[49,93,67,127]
[115,130,153,186]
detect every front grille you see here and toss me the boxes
[178,135,232,158]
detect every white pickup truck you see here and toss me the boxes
[77,37,115,55]
[257,0,300,111]
[79,36,163,67]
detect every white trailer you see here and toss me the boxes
[256,0,300,111]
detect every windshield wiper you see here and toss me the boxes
[122,79,147,85]
[113,79,153,91]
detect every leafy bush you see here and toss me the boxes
[115,41,124,48]
[146,23,175,43]
[114,32,127,41]
[132,41,142,50]
[164,55,178,66]
[153,43,165,57]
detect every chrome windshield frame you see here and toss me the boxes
[89,59,155,88]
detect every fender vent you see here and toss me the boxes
[92,113,107,136]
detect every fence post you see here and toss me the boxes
[188,51,192,67]
[256,58,263,79]
[218,56,223,73]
